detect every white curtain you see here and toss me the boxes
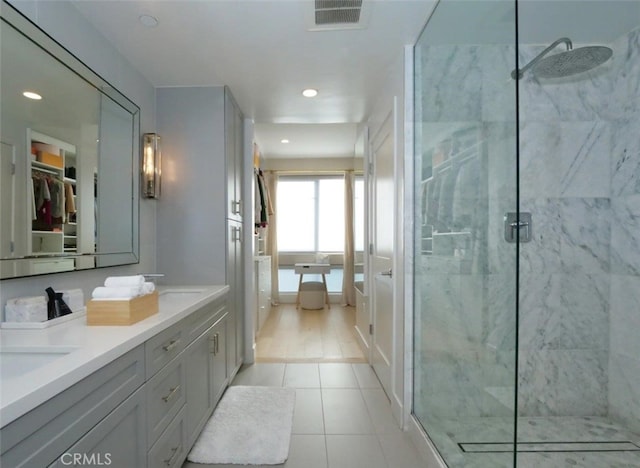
[264,171,279,304]
[342,170,356,306]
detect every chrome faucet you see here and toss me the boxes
[142,273,165,284]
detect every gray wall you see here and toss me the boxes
[0,0,156,305]
[155,87,227,285]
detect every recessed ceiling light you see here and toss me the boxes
[138,14,159,28]
[281,139,290,144]
[23,91,42,100]
[302,88,318,98]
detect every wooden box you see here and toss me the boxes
[87,290,158,326]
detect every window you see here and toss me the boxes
[277,175,363,253]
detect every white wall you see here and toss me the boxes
[261,156,363,172]
[0,1,156,305]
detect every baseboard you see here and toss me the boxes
[353,324,370,355]
[408,415,447,468]
[229,361,242,383]
[391,391,403,427]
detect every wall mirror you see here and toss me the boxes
[0,0,140,279]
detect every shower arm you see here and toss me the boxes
[511,37,573,80]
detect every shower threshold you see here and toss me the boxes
[459,440,640,453]
[428,416,640,467]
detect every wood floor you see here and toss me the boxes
[255,304,367,363]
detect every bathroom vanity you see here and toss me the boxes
[0,286,229,468]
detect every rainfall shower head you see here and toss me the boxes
[511,37,613,80]
[532,46,612,78]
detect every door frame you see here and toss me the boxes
[366,94,405,426]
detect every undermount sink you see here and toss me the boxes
[159,289,205,299]
[0,345,80,380]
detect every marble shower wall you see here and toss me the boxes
[608,28,640,434]
[517,26,640,427]
[415,27,640,433]
[414,42,518,423]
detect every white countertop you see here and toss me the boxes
[0,285,229,427]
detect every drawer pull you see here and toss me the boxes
[210,333,220,355]
[161,385,181,403]
[162,339,180,352]
[164,445,182,466]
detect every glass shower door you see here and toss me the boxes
[413,1,519,466]
[515,1,640,466]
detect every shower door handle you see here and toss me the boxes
[504,212,532,243]
[510,221,529,239]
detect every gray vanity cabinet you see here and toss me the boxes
[210,315,228,406]
[225,87,245,382]
[48,387,147,468]
[157,86,245,383]
[0,293,232,468]
[148,295,229,467]
[146,350,187,447]
[226,89,244,223]
[184,312,228,448]
[185,326,213,447]
[227,220,243,380]
[147,407,187,468]
[0,346,145,467]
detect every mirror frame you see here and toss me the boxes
[0,0,140,279]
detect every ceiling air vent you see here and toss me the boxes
[307,0,372,31]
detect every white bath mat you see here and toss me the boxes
[187,385,296,465]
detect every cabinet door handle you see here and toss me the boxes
[161,385,181,403]
[210,333,219,355]
[162,339,180,352]
[231,200,242,215]
[164,445,182,466]
[231,226,242,243]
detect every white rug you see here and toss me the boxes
[188,385,296,465]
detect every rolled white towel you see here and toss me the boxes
[92,286,142,300]
[142,282,155,295]
[104,275,145,288]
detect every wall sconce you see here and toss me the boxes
[142,133,161,199]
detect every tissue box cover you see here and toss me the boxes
[5,296,48,322]
[87,291,158,326]
[60,289,84,313]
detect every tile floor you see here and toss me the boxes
[182,363,426,468]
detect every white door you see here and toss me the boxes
[370,110,395,398]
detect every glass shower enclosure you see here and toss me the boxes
[412,1,640,466]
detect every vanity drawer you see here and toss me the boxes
[146,354,186,448]
[185,296,227,343]
[148,406,187,468]
[145,320,186,378]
